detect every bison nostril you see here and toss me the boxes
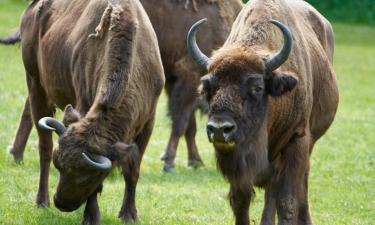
[207,124,215,134]
[223,125,235,134]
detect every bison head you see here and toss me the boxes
[187,19,297,183]
[38,105,138,212]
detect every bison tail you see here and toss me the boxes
[0,29,21,45]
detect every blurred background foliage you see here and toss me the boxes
[5,0,375,24]
[242,0,375,24]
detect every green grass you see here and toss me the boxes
[0,2,374,225]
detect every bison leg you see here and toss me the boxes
[161,57,201,172]
[82,185,102,225]
[119,116,154,223]
[261,185,276,225]
[119,163,139,223]
[229,185,252,225]
[8,96,33,163]
[273,136,310,225]
[161,82,195,171]
[161,126,181,172]
[27,76,55,207]
[185,113,203,168]
[298,171,313,225]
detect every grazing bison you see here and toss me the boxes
[140,0,242,171]
[3,0,243,172]
[16,0,164,224]
[187,0,338,224]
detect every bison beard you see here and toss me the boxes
[187,0,339,224]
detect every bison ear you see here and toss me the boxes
[111,142,139,165]
[62,104,81,127]
[265,72,298,96]
[198,74,212,101]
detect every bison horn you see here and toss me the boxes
[187,18,209,68]
[38,117,66,136]
[82,152,112,171]
[265,20,293,73]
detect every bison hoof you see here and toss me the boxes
[163,164,175,173]
[36,194,50,207]
[8,145,24,164]
[119,210,138,223]
[36,200,50,208]
[188,159,204,169]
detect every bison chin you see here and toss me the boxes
[214,124,272,187]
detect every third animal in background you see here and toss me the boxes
[140,0,243,172]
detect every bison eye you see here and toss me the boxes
[248,85,263,95]
[246,75,265,97]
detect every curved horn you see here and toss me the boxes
[265,20,293,73]
[187,18,209,68]
[82,152,112,171]
[38,117,66,136]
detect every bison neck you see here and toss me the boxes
[77,101,141,155]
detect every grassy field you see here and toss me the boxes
[0,1,374,225]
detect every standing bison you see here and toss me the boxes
[187,0,338,224]
[140,0,242,171]
[16,0,164,224]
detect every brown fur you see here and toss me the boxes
[197,0,339,224]
[209,46,265,75]
[140,0,242,171]
[16,0,164,224]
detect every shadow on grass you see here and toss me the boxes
[104,165,223,186]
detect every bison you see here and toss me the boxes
[187,0,339,224]
[15,0,164,224]
[140,0,242,171]
[4,0,243,172]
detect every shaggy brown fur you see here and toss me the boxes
[140,0,242,171]
[15,0,164,224]
[194,0,339,224]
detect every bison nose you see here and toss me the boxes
[54,194,79,212]
[207,120,237,143]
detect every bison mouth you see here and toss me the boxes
[213,141,236,153]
